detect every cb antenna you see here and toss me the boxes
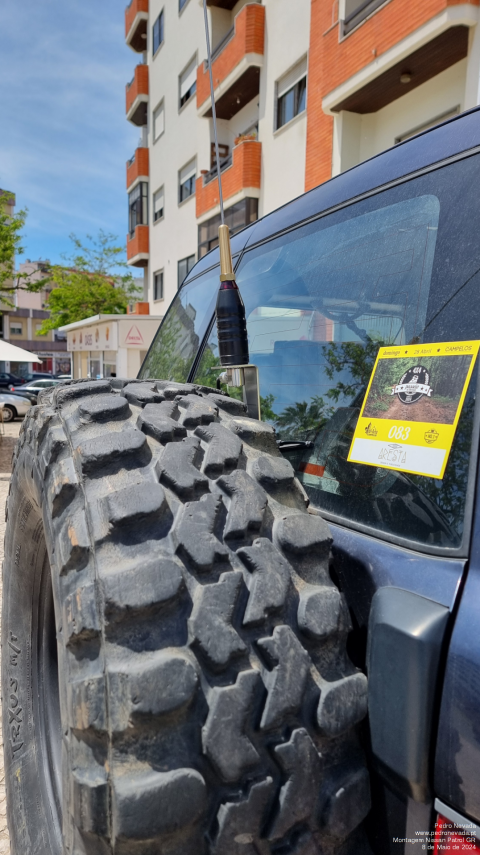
[202,0,249,368]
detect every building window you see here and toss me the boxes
[342,0,387,35]
[153,270,164,301]
[153,186,164,222]
[128,182,148,237]
[178,255,195,289]
[179,0,190,10]
[152,10,164,55]
[276,57,307,130]
[179,159,196,203]
[179,57,196,109]
[10,323,22,336]
[153,101,165,142]
[198,198,258,258]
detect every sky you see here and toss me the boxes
[0,0,139,266]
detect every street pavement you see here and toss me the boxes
[0,418,23,854]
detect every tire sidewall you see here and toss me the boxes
[2,436,63,855]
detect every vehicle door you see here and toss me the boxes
[190,152,480,853]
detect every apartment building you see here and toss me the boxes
[0,260,71,376]
[125,0,480,314]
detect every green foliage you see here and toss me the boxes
[141,309,192,382]
[35,232,141,333]
[275,395,333,441]
[260,393,277,423]
[322,339,383,403]
[0,193,37,304]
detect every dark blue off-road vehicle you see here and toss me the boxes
[5,107,480,855]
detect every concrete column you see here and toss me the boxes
[116,347,129,378]
[464,22,480,109]
[331,111,362,177]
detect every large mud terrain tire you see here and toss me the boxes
[2,378,371,855]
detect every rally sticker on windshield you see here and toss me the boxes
[347,340,480,479]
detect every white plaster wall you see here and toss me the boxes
[148,0,210,313]
[258,0,310,215]
[359,58,468,161]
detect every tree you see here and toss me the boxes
[0,192,39,303]
[34,232,142,333]
[275,395,332,441]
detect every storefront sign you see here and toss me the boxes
[67,323,118,352]
[348,340,480,479]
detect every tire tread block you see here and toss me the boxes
[270,728,323,841]
[195,423,242,478]
[138,406,187,443]
[258,626,310,730]
[78,394,130,423]
[322,767,371,840]
[76,428,148,474]
[106,481,168,527]
[238,538,290,625]
[176,494,228,572]
[57,508,91,575]
[177,394,218,427]
[202,670,260,782]
[317,673,368,737]
[189,571,246,668]
[109,650,198,730]
[215,778,273,855]
[276,514,332,557]
[157,437,209,500]
[218,470,267,541]
[55,380,112,407]
[298,585,342,640]
[112,768,207,840]
[72,770,109,837]
[122,382,165,407]
[103,555,183,618]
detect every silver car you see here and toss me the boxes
[0,392,31,422]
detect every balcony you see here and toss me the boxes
[197,4,265,120]
[126,147,149,191]
[196,139,261,219]
[125,0,148,52]
[126,64,149,126]
[127,225,149,267]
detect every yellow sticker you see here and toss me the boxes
[347,341,480,479]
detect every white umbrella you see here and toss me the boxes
[0,340,43,363]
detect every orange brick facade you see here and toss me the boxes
[126,147,149,190]
[305,0,480,191]
[196,4,265,109]
[125,0,148,40]
[126,64,149,115]
[127,225,149,264]
[195,140,262,218]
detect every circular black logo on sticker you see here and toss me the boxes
[391,365,433,405]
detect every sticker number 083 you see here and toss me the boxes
[388,425,411,440]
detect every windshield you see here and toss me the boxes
[193,154,480,551]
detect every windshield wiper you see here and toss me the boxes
[277,440,314,452]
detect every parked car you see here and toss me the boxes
[0,371,22,390]
[0,391,31,422]
[6,107,480,855]
[9,378,60,404]
[9,371,54,389]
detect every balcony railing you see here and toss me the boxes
[202,154,233,185]
[127,225,149,268]
[209,27,235,65]
[196,139,261,219]
[126,147,149,190]
[126,64,149,126]
[125,0,149,52]
[197,3,265,120]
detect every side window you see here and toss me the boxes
[178,255,196,289]
[153,101,165,142]
[153,186,164,222]
[178,159,196,203]
[152,10,164,56]
[179,56,197,109]
[194,154,480,552]
[276,57,307,130]
[139,266,220,383]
